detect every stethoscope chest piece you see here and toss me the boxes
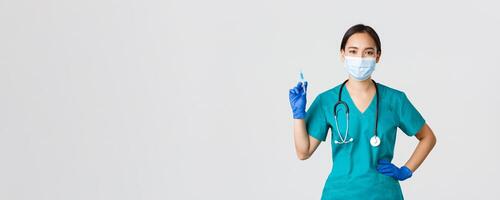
[370,135,381,147]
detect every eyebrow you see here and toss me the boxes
[347,47,375,51]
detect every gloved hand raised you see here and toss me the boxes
[288,81,308,119]
[376,159,413,181]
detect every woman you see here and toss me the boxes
[288,24,437,199]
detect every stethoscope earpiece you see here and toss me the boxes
[334,138,354,144]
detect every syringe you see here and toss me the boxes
[299,70,306,94]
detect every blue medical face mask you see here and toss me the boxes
[344,56,377,81]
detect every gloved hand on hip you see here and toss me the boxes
[377,159,413,181]
[288,81,308,119]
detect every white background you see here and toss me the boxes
[1,0,499,199]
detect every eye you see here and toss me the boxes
[349,50,356,54]
[367,51,374,55]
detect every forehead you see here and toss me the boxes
[345,32,377,49]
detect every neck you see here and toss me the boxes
[346,76,373,92]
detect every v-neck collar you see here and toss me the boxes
[342,83,377,115]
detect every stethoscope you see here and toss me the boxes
[333,79,381,147]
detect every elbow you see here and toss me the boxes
[297,152,311,160]
[422,132,437,148]
[427,130,437,147]
[431,134,437,147]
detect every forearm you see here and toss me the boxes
[293,119,310,159]
[404,124,437,172]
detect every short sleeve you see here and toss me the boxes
[305,95,329,141]
[397,92,426,136]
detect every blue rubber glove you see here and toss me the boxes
[376,159,413,181]
[288,81,308,119]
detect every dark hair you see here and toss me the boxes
[340,24,381,54]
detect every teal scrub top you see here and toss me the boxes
[305,82,425,200]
